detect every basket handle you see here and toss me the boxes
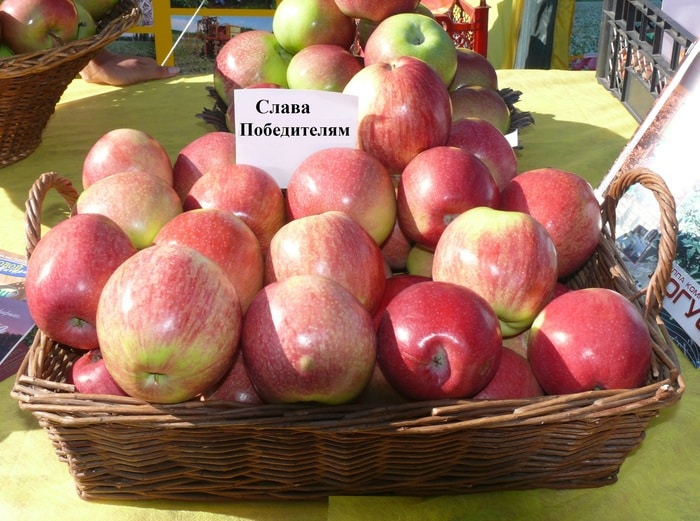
[25,172,79,259]
[599,167,678,318]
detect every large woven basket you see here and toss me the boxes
[12,167,684,501]
[0,0,141,169]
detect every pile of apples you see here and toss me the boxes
[0,0,119,57]
[24,0,655,407]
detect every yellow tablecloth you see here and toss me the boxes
[1,71,698,521]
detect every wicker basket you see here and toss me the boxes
[0,0,141,169]
[12,167,684,501]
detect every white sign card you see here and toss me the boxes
[233,88,359,188]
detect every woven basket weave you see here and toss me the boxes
[0,0,141,169]
[12,167,684,501]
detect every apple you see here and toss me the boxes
[183,163,286,252]
[81,128,173,190]
[406,243,434,278]
[0,44,14,57]
[224,82,282,133]
[472,346,544,400]
[376,280,502,400]
[74,2,96,40]
[353,362,407,405]
[25,213,136,351]
[265,211,386,314]
[363,13,458,87]
[241,274,377,405]
[97,244,242,404]
[447,117,518,191]
[0,0,78,54]
[449,47,499,91]
[71,348,128,396]
[286,147,397,245]
[213,30,292,104]
[272,0,356,55]
[499,167,602,279]
[76,171,182,250]
[74,0,118,21]
[286,44,363,92]
[527,288,653,395]
[381,218,413,272]
[432,207,558,337]
[200,351,263,405]
[153,208,264,313]
[397,145,499,249]
[372,273,430,330]
[449,85,511,133]
[355,2,433,49]
[501,329,530,358]
[333,0,420,23]
[172,131,237,203]
[343,55,452,174]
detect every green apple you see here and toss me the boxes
[75,2,97,40]
[0,44,14,58]
[74,0,118,22]
[363,12,458,87]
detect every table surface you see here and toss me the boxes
[1,70,698,521]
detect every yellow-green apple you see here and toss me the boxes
[449,47,499,91]
[286,44,363,92]
[172,131,237,202]
[76,171,182,250]
[25,213,136,351]
[499,167,602,279]
[376,280,502,400]
[0,0,78,53]
[449,85,511,133]
[397,145,499,249]
[363,12,458,87]
[213,30,292,104]
[97,244,242,404]
[265,211,386,314]
[472,346,544,400]
[343,55,452,174]
[153,208,263,313]
[527,288,653,394]
[0,44,14,57]
[286,147,397,245]
[272,0,356,55]
[241,274,377,405]
[74,0,118,21]
[381,219,413,272]
[74,2,96,40]
[432,207,558,337]
[406,243,434,277]
[183,164,286,252]
[200,351,263,405]
[355,2,434,50]
[372,273,430,330]
[81,128,173,190]
[70,348,128,396]
[447,117,518,191]
[334,0,420,23]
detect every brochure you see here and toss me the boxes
[0,249,34,381]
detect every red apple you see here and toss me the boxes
[381,218,413,272]
[449,85,511,133]
[447,117,518,191]
[333,0,420,23]
[213,30,292,104]
[353,362,408,405]
[224,82,282,133]
[153,208,264,313]
[286,44,363,92]
[76,171,182,250]
[432,207,558,337]
[0,0,78,54]
[200,351,263,405]
[449,47,499,91]
[372,273,430,330]
[376,280,502,400]
[363,12,458,87]
[81,128,173,190]
[397,145,499,249]
[265,211,386,314]
[527,288,653,394]
[25,213,137,351]
[343,55,452,174]
[272,0,356,55]
[172,132,237,202]
[472,346,544,400]
[241,274,377,405]
[499,167,602,279]
[286,147,397,245]
[502,330,530,358]
[71,348,128,396]
[97,244,242,404]
[183,163,286,252]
